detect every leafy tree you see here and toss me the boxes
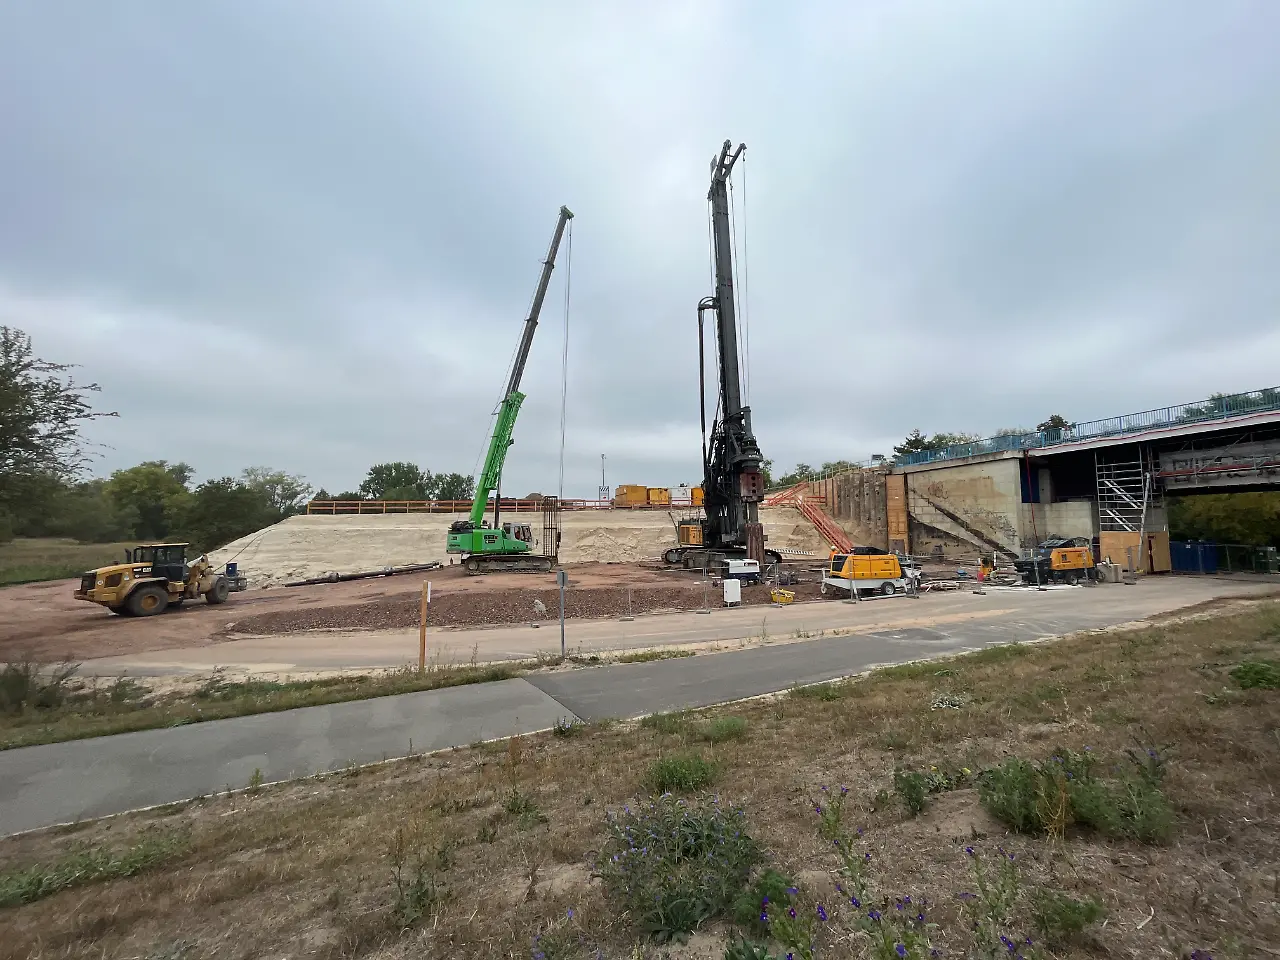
[104,461,192,540]
[760,459,774,489]
[1169,493,1280,547]
[178,478,275,552]
[359,462,430,500]
[1036,414,1071,433]
[774,463,815,487]
[41,479,139,543]
[820,459,858,474]
[892,429,980,459]
[434,472,475,501]
[241,466,313,518]
[0,326,116,527]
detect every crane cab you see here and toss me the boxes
[502,521,534,545]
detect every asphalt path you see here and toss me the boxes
[0,678,568,836]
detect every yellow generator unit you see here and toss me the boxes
[821,549,906,597]
[75,543,235,617]
[1015,537,1099,585]
[646,487,671,506]
[613,484,648,507]
[677,520,705,547]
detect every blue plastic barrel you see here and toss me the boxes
[226,562,239,578]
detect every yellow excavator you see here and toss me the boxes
[74,543,241,616]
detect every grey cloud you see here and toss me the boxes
[1,1,1277,497]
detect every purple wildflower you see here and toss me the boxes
[817,904,828,922]
[965,846,975,856]
[896,946,907,958]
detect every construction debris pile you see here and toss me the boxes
[223,580,826,637]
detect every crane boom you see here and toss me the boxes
[468,205,574,527]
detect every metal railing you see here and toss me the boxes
[897,385,1280,467]
[305,498,702,515]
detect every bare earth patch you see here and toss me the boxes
[1,601,1278,960]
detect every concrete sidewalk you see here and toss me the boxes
[0,678,570,836]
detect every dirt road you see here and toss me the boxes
[0,562,811,662]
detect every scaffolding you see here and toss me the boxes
[1095,449,1160,533]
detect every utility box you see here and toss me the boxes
[646,487,671,506]
[613,485,647,507]
[723,577,741,606]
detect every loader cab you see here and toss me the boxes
[127,543,190,583]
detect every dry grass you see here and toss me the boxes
[2,602,1278,960]
[0,538,133,586]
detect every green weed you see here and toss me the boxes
[698,716,748,743]
[0,832,187,907]
[1230,660,1280,690]
[617,649,694,664]
[640,711,688,735]
[731,868,795,936]
[1031,889,1105,946]
[647,753,718,793]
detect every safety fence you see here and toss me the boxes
[1169,541,1280,575]
[305,498,703,515]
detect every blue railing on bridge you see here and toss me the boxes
[896,386,1280,466]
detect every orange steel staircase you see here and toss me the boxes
[762,483,854,553]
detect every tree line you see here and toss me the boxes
[0,326,475,553]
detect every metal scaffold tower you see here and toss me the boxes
[1095,448,1160,532]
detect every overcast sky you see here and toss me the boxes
[2,2,1278,498]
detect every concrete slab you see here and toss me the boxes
[0,678,571,836]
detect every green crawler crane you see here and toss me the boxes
[446,205,573,574]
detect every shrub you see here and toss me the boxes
[1231,660,1280,690]
[597,795,760,943]
[0,661,79,716]
[893,769,928,815]
[552,716,582,738]
[978,749,1173,843]
[647,753,718,793]
[699,716,748,743]
[1031,889,1105,946]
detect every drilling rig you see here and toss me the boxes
[664,141,780,572]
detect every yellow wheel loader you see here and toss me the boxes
[74,543,240,617]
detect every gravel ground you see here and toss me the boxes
[225,581,829,635]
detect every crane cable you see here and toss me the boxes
[557,218,573,500]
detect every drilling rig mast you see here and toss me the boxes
[665,141,779,571]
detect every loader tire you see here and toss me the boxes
[205,577,231,605]
[128,584,169,617]
[108,605,130,616]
